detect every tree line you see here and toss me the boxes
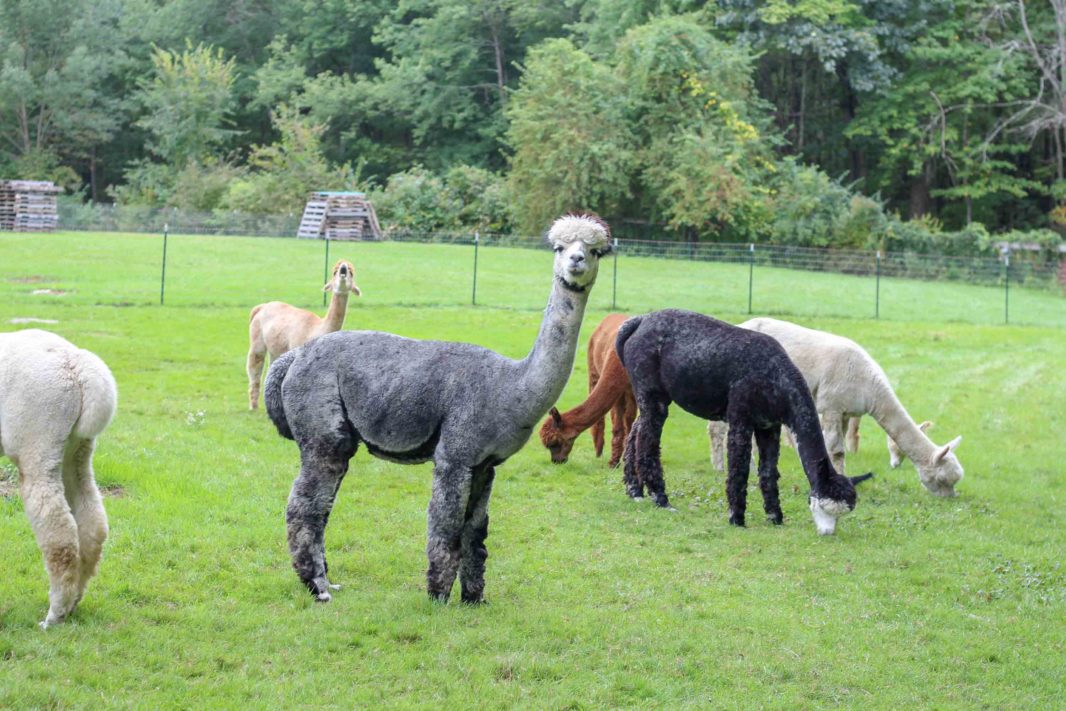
[1,0,1064,251]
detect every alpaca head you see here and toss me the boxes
[808,471,858,536]
[322,259,361,296]
[888,420,932,468]
[916,435,963,497]
[546,214,611,293]
[539,406,578,463]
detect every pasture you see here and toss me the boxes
[1,231,1064,708]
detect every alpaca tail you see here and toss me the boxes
[265,350,297,440]
[249,304,264,323]
[849,472,874,486]
[72,348,118,440]
[614,315,643,367]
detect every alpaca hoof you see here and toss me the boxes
[628,495,645,502]
[729,514,746,527]
[315,591,332,603]
[460,593,487,605]
[328,583,342,591]
[651,493,671,509]
[429,592,450,604]
[767,514,784,525]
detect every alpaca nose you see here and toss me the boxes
[339,265,348,275]
[569,252,585,265]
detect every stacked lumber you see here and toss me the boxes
[0,180,61,232]
[297,191,382,241]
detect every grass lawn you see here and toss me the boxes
[1,231,1064,708]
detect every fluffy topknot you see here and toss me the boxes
[546,213,611,250]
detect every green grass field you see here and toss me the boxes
[1,231,1064,708]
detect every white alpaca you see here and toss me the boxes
[247,259,361,409]
[710,318,963,496]
[0,329,117,628]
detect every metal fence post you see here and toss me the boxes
[748,243,754,315]
[875,250,881,319]
[1004,249,1010,325]
[160,223,168,306]
[322,237,331,307]
[611,238,619,310]
[472,232,479,306]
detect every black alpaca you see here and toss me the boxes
[616,309,868,535]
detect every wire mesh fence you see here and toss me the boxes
[5,206,1061,328]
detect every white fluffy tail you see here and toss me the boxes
[71,349,118,440]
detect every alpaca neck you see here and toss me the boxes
[870,386,937,465]
[560,354,629,429]
[321,291,350,332]
[785,380,836,489]
[517,280,590,420]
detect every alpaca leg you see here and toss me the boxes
[611,393,636,469]
[247,346,266,410]
[822,411,847,474]
[68,439,108,604]
[634,399,671,508]
[725,416,754,527]
[426,458,473,602]
[286,448,349,601]
[607,401,625,468]
[621,421,645,499]
[21,453,82,629]
[588,368,605,458]
[458,465,495,604]
[845,416,861,453]
[754,427,784,525]
[707,421,727,472]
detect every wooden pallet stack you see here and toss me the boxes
[297,191,382,241]
[0,180,62,232]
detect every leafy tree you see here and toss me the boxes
[505,39,638,232]
[135,42,238,168]
[0,0,126,191]
[222,106,356,215]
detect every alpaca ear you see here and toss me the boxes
[933,435,962,463]
[918,421,933,432]
[550,407,562,425]
[322,282,332,292]
[351,284,362,296]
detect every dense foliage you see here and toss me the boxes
[1,0,1064,251]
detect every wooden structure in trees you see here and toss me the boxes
[0,180,61,232]
[297,191,382,241]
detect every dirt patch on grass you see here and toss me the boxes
[0,465,125,499]
[31,289,70,296]
[6,275,53,284]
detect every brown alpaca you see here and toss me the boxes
[246,259,361,409]
[539,313,637,467]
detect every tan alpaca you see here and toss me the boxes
[247,259,361,409]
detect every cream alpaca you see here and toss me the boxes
[246,259,361,409]
[0,329,116,628]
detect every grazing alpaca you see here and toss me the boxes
[0,330,116,628]
[246,259,361,409]
[539,313,636,467]
[617,310,866,535]
[728,318,963,496]
[265,214,612,602]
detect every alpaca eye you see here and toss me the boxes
[553,246,564,253]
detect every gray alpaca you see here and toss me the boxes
[265,215,612,603]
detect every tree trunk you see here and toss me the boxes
[909,164,931,218]
[90,146,99,205]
